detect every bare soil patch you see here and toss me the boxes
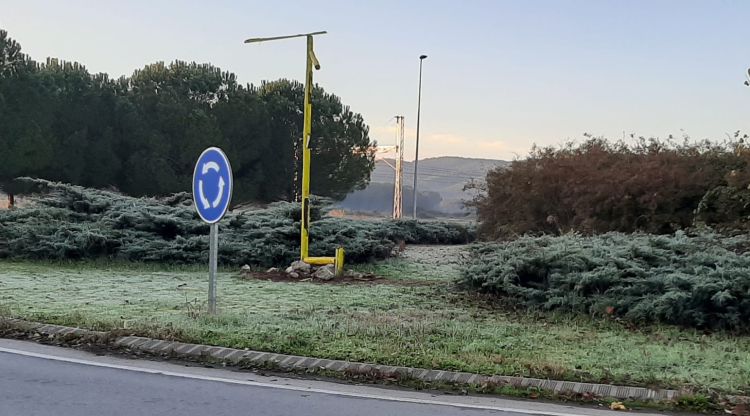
[238,270,434,286]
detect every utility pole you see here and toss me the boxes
[412,54,427,219]
[393,116,405,219]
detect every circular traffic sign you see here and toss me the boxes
[192,147,233,224]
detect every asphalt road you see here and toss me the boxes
[0,339,658,416]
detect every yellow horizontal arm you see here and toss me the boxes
[303,256,336,265]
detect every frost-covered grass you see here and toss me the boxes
[352,245,466,281]
[1,254,749,394]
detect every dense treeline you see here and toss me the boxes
[474,135,750,238]
[0,29,374,203]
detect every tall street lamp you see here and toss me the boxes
[412,54,428,219]
[244,31,344,276]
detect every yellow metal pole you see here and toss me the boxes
[300,35,313,261]
[244,32,343,270]
[334,247,345,277]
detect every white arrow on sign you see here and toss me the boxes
[212,177,225,208]
[197,161,225,209]
[198,180,211,210]
[202,161,220,175]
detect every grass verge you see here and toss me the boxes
[1,247,748,396]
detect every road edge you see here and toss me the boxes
[1,316,744,410]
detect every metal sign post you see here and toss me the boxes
[208,223,218,314]
[192,147,233,315]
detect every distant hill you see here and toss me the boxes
[338,156,508,215]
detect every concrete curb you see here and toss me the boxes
[0,317,679,402]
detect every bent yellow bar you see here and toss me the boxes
[304,247,344,276]
[244,31,345,274]
[304,256,334,265]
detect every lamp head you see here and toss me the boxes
[419,54,428,60]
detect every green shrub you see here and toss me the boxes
[461,232,750,331]
[473,136,750,238]
[0,179,473,267]
[694,185,750,231]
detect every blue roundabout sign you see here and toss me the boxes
[192,147,233,224]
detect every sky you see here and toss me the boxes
[2,0,750,161]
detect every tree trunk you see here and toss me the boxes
[8,192,14,209]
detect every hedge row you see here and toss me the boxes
[0,179,473,267]
[461,232,750,332]
[474,137,750,238]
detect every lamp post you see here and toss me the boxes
[412,54,428,219]
[244,31,344,275]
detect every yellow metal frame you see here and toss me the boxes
[245,31,344,277]
[300,35,314,262]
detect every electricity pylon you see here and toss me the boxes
[393,116,405,219]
